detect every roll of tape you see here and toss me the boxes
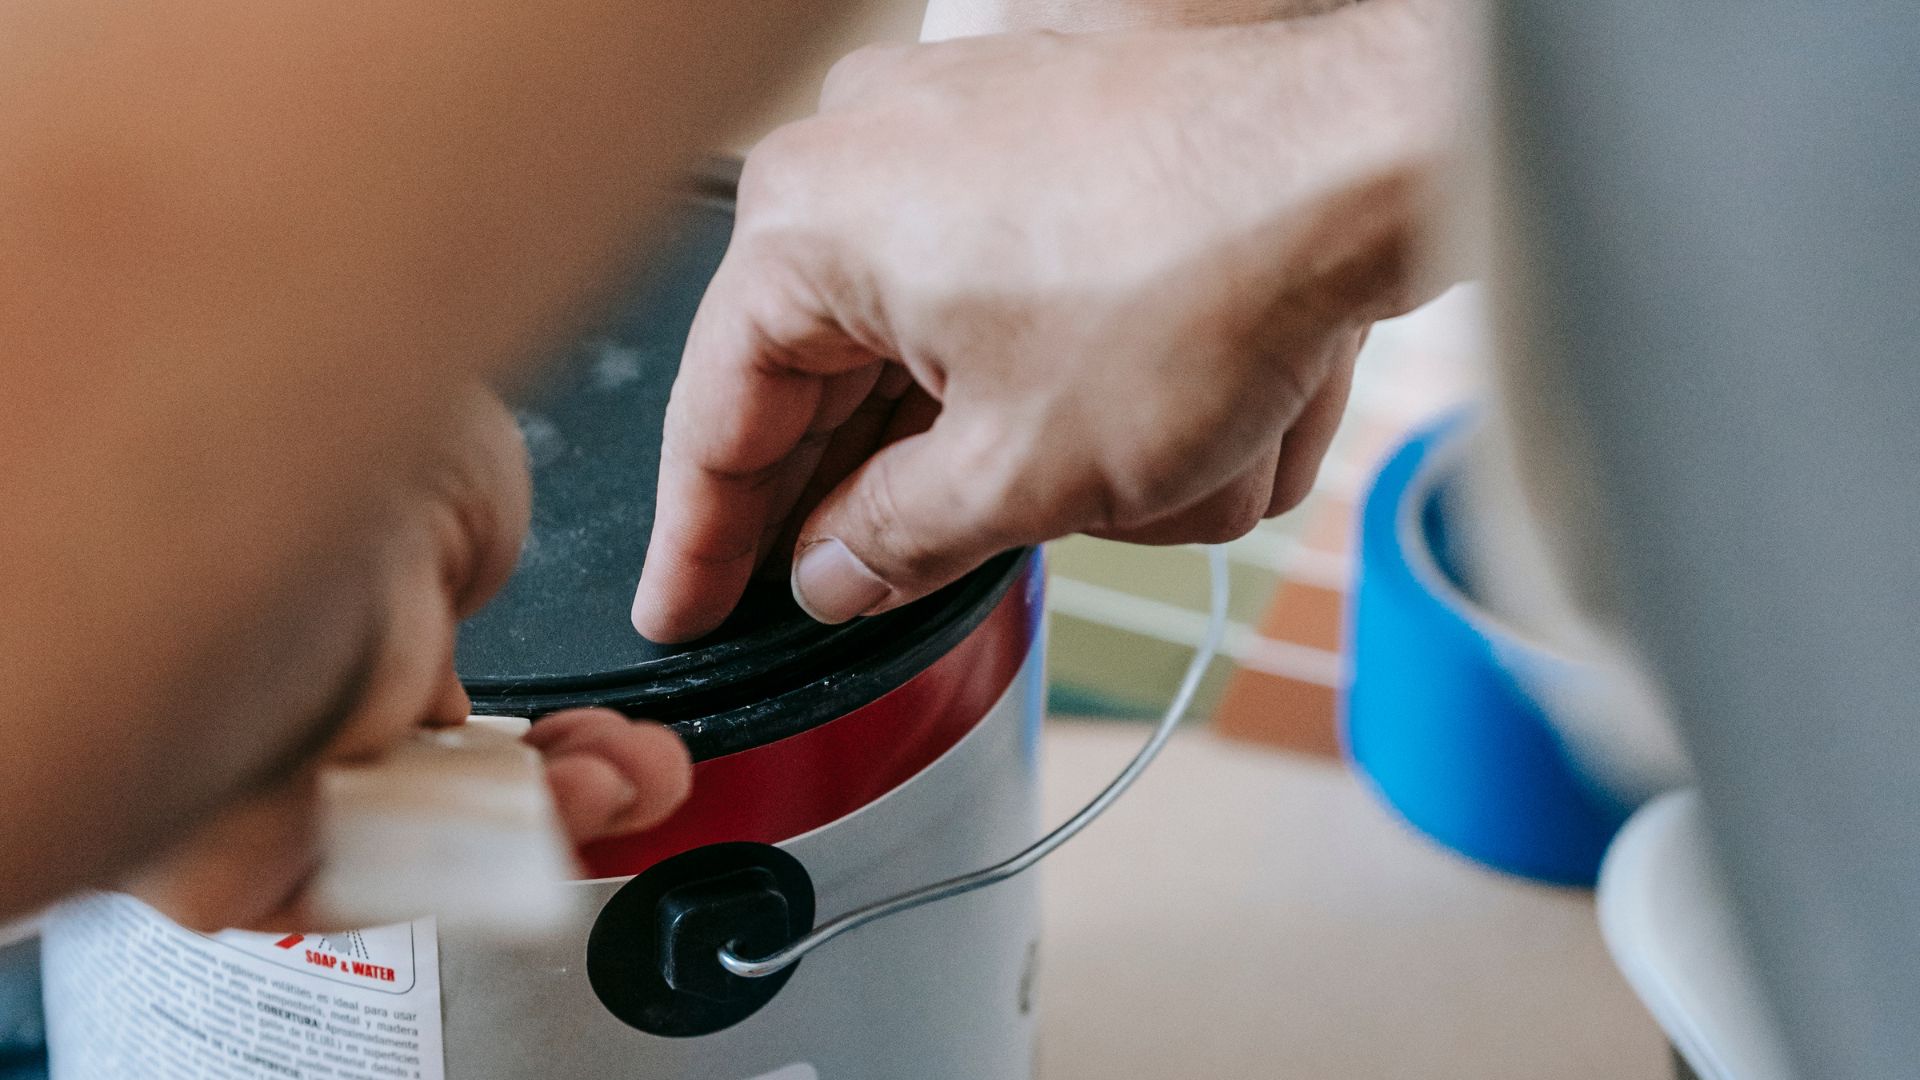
[1346,413,1628,886]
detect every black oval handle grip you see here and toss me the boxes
[587,842,814,1038]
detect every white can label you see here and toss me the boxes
[44,894,445,1080]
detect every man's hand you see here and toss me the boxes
[634,2,1458,641]
[127,390,690,933]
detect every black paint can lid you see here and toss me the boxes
[456,164,1024,760]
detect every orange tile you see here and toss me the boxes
[1213,497,1357,757]
[1213,579,1348,756]
[1213,670,1340,758]
[1254,581,1344,653]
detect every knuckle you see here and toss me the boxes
[1131,491,1266,547]
[736,125,819,216]
[820,43,907,106]
[734,151,783,216]
[853,452,936,580]
[856,432,1012,586]
[957,444,1025,544]
[1207,494,1268,543]
[1267,467,1318,518]
[946,419,1046,541]
[1099,461,1196,533]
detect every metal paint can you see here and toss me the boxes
[41,167,1047,1080]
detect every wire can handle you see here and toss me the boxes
[719,544,1232,980]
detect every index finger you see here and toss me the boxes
[629,250,864,642]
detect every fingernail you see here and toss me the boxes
[791,539,890,624]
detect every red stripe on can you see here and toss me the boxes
[579,569,1039,880]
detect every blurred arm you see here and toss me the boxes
[0,0,855,918]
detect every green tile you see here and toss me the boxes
[1046,537,1280,625]
[1046,612,1236,721]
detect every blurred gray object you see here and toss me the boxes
[1490,2,1920,1077]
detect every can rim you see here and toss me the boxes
[469,550,1031,761]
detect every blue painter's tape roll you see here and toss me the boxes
[1346,413,1627,887]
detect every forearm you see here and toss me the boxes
[917,0,1468,205]
[917,0,1468,217]
[1126,0,1468,308]
[923,0,1353,38]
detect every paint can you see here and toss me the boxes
[40,164,1048,1080]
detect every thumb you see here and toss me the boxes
[789,420,1032,624]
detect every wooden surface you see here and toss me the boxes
[1035,722,1666,1080]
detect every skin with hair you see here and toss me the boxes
[0,0,867,924]
[632,0,1463,643]
[923,0,1354,37]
